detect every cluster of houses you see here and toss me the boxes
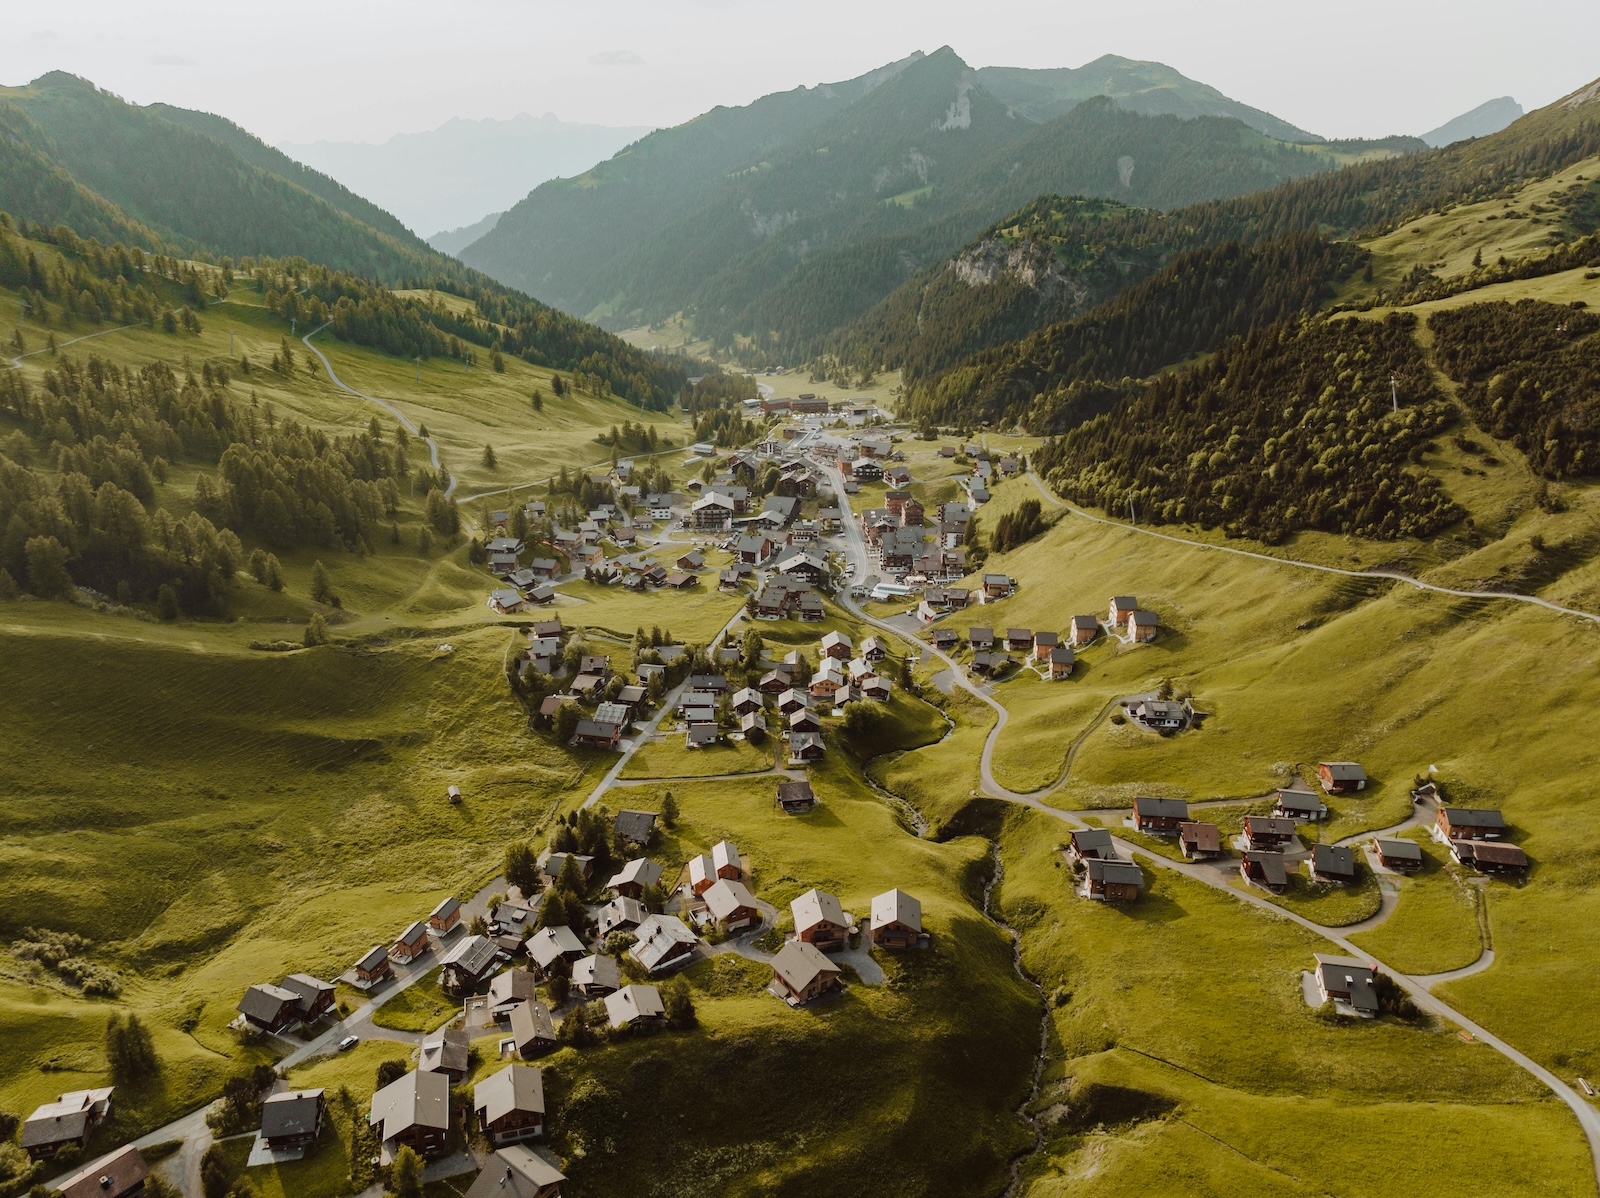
[1432,804,1529,876]
[965,626,1077,680]
[859,496,970,582]
[1067,829,1146,902]
[527,623,660,752]
[958,444,1020,506]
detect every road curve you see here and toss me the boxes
[1025,469,1600,628]
[822,449,1600,1185]
[301,324,455,499]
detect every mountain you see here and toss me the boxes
[281,112,653,238]
[429,211,503,256]
[1420,96,1524,147]
[463,47,1340,363]
[975,54,1322,143]
[0,71,687,406]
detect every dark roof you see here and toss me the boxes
[1086,858,1143,887]
[777,781,816,806]
[1180,822,1222,851]
[1243,851,1288,885]
[1134,796,1190,820]
[1276,789,1328,812]
[613,809,657,842]
[1319,761,1367,780]
[260,1089,324,1139]
[1441,806,1507,829]
[55,1145,149,1198]
[238,983,300,1023]
[1375,837,1424,861]
[1071,828,1114,854]
[1312,844,1357,877]
[1458,840,1529,867]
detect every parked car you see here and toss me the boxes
[339,1035,360,1051]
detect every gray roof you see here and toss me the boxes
[704,878,757,921]
[54,1145,148,1198]
[369,1069,450,1140]
[1277,789,1328,813]
[509,1000,557,1049]
[1071,828,1115,856]
[473,1065,545,1125]
[419,1028,470,1075]
[238,982,300,1023]
[1319,761,1367,780]
[1375,837,1424,861]
[355,945,389,972]
[614,809,658,843]
[870,888,921,933]
[607,858,664,891]
[1312,844,1356,876]
[260,1089,324,1140]
[1086,858,1144,887]
[771,940,838,991]
[605,983,665,1027]
[1134,796,1190,820]
[440,934,501,977]
[791,887,845,931]
[573,954,623,990]
[527,925,586,968]
[1243,851,1289,885]
[1441,807,1507,829]
[629,914,698,971]
[487,969,539,1007]
[1315,954,1379,1012]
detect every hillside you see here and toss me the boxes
[461,47,1344,362]
[975,53,1322,142]
[887,75,1600,427]
[0,73,688,406]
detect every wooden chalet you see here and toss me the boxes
[1005,627,1033,652]
[1452,840,1530,876]
[429,896,462,936]
[259,1088,325,1154]
[1069,828,1117,861]
[1373,838,1424,872]
[1239,851,1289,893]
[1309,843,1358,885]
[629,914,699,973]
[440,935,504,994]
[1133,796,1190,834]
[1243,816,1297,851]
[968,626,995,651]
[1317,761,1368,793]
[1084,858,1143,902]
[419,1028,471,1083]
[701,878,760,932]
[1273,787,1329,822]
[1314,954,1380,1017]
[464,1146,565,1198]
[1046,647,1075,679]
[606,858,663,899]
[769,941,842,1005]
[1126,610,1159,642]
[508,1000,558,1058]
[571,954,623,997]
[392,920,431,965]
[237,983,306,1034]
[474,1065,545,1147]
[54,1145,147,1198]
[777,780,818,814]
[351,945,393,989]
[1070,615,1099,645]
[869,889,922,948]
[606,984,666,1030]
[1179,822,1224,860]
[1436,807,1508,841]
[599,896,648,937]
[792,888,849,951]
[369,1069,451,1163]
[613,809,658,850]
[1109,596,1138,625]
[20,1089,114,1160]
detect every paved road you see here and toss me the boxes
[301,324,455,499]
[817,442,1600,1185]
[1025,468,1600,628]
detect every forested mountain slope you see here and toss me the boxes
[884,75,1600,426]
[461,47,1347,361]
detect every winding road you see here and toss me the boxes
[301,323,455,499]
[817,441,1600,1183]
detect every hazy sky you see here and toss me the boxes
[5,0,1597,145]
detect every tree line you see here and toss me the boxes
[1033,313,1464,543]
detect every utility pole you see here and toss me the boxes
[1128,495,1136,525]
[1390,373,1399,414]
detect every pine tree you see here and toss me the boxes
[389,1147,423,1198]
[156,583,180,621]
[482,444,497,469]
[310,560,333,604]
[304,612,329,647]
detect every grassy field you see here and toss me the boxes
[619,734,773,779]
[997,808,1596,1198]
[1350,831,1487,974]
[368,967,457,1033]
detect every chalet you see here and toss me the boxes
[489,589,530,615]
[818,507,843,531]
[729,687,763,718]
[1239,851,1289,893]
[419,1028,471,1083]
[369,1068,451,1163]
[851,458,884,481]
[1453,840,1530,876]
[1373,838,1424,872]
[770,941,842,1005]
[571,954,623,997]
[55,1145,148,1198]
[508,1000,558,1058]
[761,495,800,527]
[792,888,849,951]
[613,809,658,850]
[606,984,666,1029]
[862,676,892,701]
[701,878,760,932]
[688,494,735,531]
[710,839,742,880]
[1179,822,1224,860]
[809,667,843,701]
[737,534,775,565]
[777,688,809,716]
[1271,788,1328,822]
[474,1065,545,1147]
[686,725,720,750]
[1310,844,1359,884]
[689,673,729,695]
[868,889,922,948]
[629,914,699,973]
[775,549,828,584]
[970,486,990,504]
[665,570,697,589]
[1028,631,1059,660]
[464,1145,565,1198]
[599,895,648,937]
[1069,828,1117,861]
[884,465,911,487]
[527,926,586,977]
[489,897,536,938]
[789,707,823,735]
[237,983,305,1034]
[440,935,504,994]
[719,567,742,590]
[568,673,607,699]
[968,626,996,651]
[1435,807,1508,842]
[572,719,623,750]
[20,1089,114,1160]
[1243,816,1297,851]
[777,780,818,814]
[1005,628,1033,652]
[1046,647,1075,679]
[740,710,767,735]
[931,628,958,650]
[489,552,520,576]
[1109,596,1138,625]
[615,684,648,714]
[1126,610,1159,642]
[526,584,557,606]
[1133,796,1190,834]
[1314,954,1380,1017]
[281,973,336,1021]
[1084,858,1143,902]
[1130,699,1188,731]
[258,1089,325,1155]
[351,945,393,990]
[980,575,1015,603]
[1317,761,1368,793]
[486,970,540,1020]
[612,527,638,547]
[392,921,431,965]
[531,618,562,639]
[676,549,706,571]
[538,851,594,886]
[970,651,1009,677]
[527,558,560,579]
[486,536,525,557]
[789,732,826,763]
[1067,615,1098,647]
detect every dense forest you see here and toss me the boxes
[1033,314,1463,543]
[1430,299,1600,478]
[906,231,1364,430]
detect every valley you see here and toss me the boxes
[2,37,1600,1198]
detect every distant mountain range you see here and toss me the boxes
[281,112,651,239]
[428,210,503,257]
[1421,96,1524,147]
[457,47,1381,360]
